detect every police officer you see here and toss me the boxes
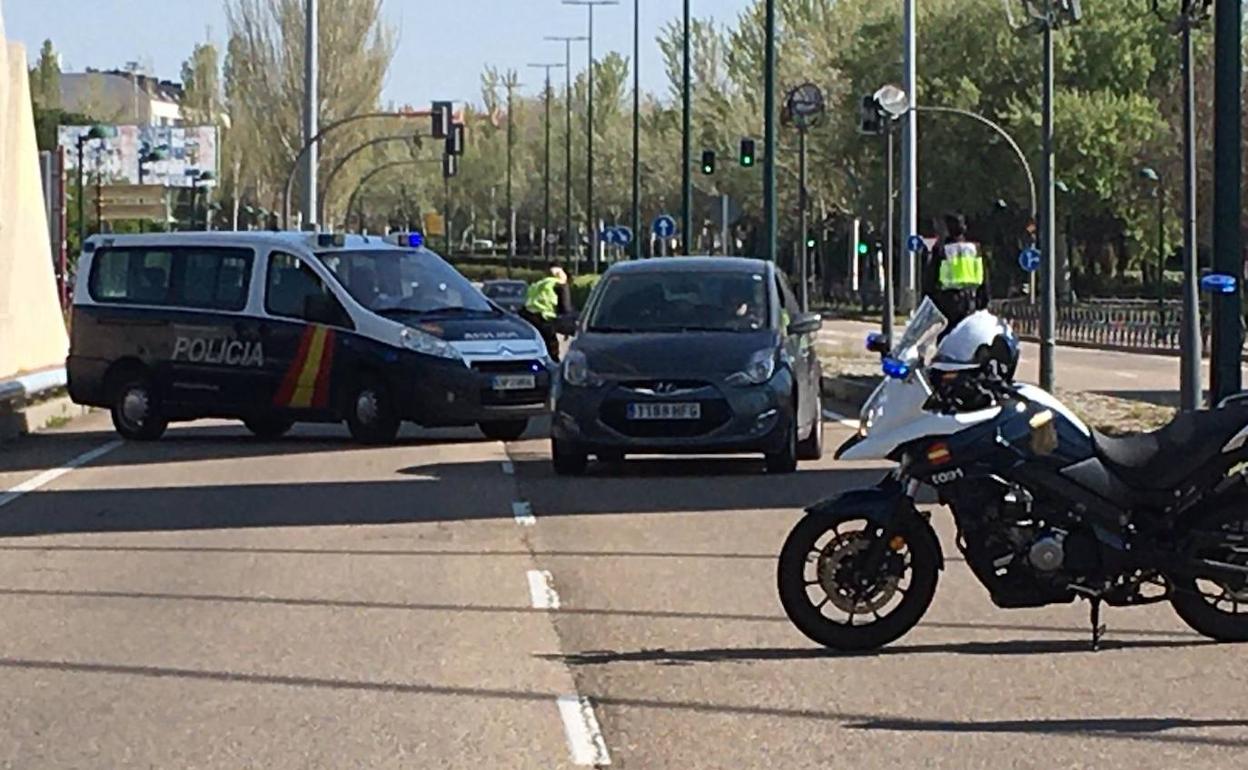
[922,212,988,330]
[522,265,572,362]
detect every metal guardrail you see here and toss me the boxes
[0,367,68,406]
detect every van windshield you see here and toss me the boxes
[318,249,495,316]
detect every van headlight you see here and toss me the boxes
[400,327,464,362]
[727,349,777,386]
[562,350,604,388]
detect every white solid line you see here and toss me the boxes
[526,569,561,610]
[0,440,123,511]
[501,460,515,475]
[557,695,612,766]
[822,408,859,430]
[512,500,536,526]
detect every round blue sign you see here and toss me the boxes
[1018,248,1042,273]
[601,227,620,245]
[653,215,677,239]
[906,235,925,253]
[1201,273,1238,294]
[616,226,634,246]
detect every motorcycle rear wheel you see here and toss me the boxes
[778,508,940,651]
[1171,506,1248,642]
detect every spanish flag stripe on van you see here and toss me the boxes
[310,329,336,409]
[273,326,317,407]
[288,326,330,409]
[273,326,336,409]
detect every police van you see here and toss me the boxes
[68,231,554,443]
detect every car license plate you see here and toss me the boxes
[492,374,536,391]
[627,402,701,420]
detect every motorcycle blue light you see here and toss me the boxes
[1201,273,1237,294]
[866,331,884,351]
[882,357,910,379]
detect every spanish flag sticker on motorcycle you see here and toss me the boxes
[926,442,952,465]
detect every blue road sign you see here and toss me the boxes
[1018,247,1042,273]
[601,227,620,246]
[653,214,677,239]
[906,234,925,253]
[616,226,634,246]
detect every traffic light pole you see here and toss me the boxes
[1039,16,1057,393]
[762,0,777,262]
[301,0,319,230]
[681,0,692,256]
[1178,9,1201,410]
[884,129,896,339]
[631,0,641,260]
[798,129,809,311]
[1211,0,1243,404]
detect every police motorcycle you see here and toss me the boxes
[778,298,1248,651]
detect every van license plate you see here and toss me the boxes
[492,375,536,391]
[627,403,701,420]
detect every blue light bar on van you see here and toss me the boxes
[1201,273,1238,294]
[316,233,346,248]
[407,232,424,248]
[882,357,910,380]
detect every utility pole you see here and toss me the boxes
[681,0,692,256]
[631,0,641,260]
[545,35,588,270]
[505,71,519,274]
[563,0,619,274]
[900,0,917,313]
[762,0,777,262]
[301,0,318,230]
[529,63,565,264]
[799,129,809,310]
[884,129,896,337]
[1210,0,1243,403]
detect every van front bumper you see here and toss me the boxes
[389,354,554,427]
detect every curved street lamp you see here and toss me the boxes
[319,133,424,226]
[345,158,442,232]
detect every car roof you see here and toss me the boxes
[83,231,409,253]
[604,256,771,275]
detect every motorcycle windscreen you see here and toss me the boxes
[890,298,947,366]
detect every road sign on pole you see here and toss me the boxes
[906,234,925,253]
[653,214,677,239]
[1019,247,1042,273]
[616,226,633,246]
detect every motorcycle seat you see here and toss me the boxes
[1092,408,1248,492]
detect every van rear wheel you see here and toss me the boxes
[110,375,167,441]
[346,376,400,444]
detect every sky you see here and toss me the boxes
[3,0,755,105]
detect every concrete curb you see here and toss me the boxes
[820,374,880,409]
[0,391,95,443]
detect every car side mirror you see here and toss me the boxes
[304,293,343,326]
[787,312,823,336]
[553,313,580,337]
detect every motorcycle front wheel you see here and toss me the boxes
[778,509,940,651]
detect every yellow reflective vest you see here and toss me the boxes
[525,277,561,320]
[938,242,984,290]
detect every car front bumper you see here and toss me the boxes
[551,369,795,454]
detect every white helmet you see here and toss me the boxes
[931,310,1019,379]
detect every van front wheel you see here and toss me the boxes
[110,375,168,441]
[346,377,400,444]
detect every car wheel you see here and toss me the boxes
[765,417,799,474]
[110,374,167,441]
[244,417,294,440]
[346,376,400,444]
[796,393,824,461]
[552,438,588,476]
[479,419,529,442]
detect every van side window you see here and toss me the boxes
[88,247,252,310]
[265,251,349,326]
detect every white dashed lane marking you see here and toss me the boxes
[557,695,612,766]
[512,500,536,526]
[526,570,561,609]
[0,440,123,511]
[501,460,515,475]
[823,408,859,430]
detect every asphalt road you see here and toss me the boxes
[821,319,1248,403]
[0,414,1245,768]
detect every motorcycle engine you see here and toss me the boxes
[949,480,1102,609]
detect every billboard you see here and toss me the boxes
[58,124,218,188]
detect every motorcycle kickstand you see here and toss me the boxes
[1089,597,1107,652]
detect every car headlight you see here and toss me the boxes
[400,327,464,362]
[727,349,777,386]
[562,349,604,388]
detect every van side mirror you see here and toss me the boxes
[553,313,580,337]
[787,312,823,335]
[304,293,344,326]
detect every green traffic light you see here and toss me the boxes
[806,238,816,248]
[857,242,869,255]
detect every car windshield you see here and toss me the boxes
[585,270,770,332]
[483,281,526,299]
[318,249,495,315]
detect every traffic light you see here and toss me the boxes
[739,137,756,167]
[859,95,885,136]
[445,123,465,156]
[701,149,715,175]
[431,101,452,139]
[857,241,869,256]
[806,234,817,250]
[442,154,459,179]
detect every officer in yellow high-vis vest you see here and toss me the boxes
[521,265,571,362]
[921,212,989,332]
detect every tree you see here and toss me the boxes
[181,42,221,125]
[30,39,61,111]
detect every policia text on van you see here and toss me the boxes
[67,232,555,443]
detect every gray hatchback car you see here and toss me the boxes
[551,257,824,475]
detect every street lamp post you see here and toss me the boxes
[545,35,588,271]
[762,0,778,262]
[301,0,319,230]
[631,0,641,260]
[563,0,619,274]
[1210,0,1243,404]
[1140,167,1167,332]
[504,71,520,276]
[529,63,566,266]
[320,133,424,226]
[681,0,692,256]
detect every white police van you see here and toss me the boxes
[68,231,554,443]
